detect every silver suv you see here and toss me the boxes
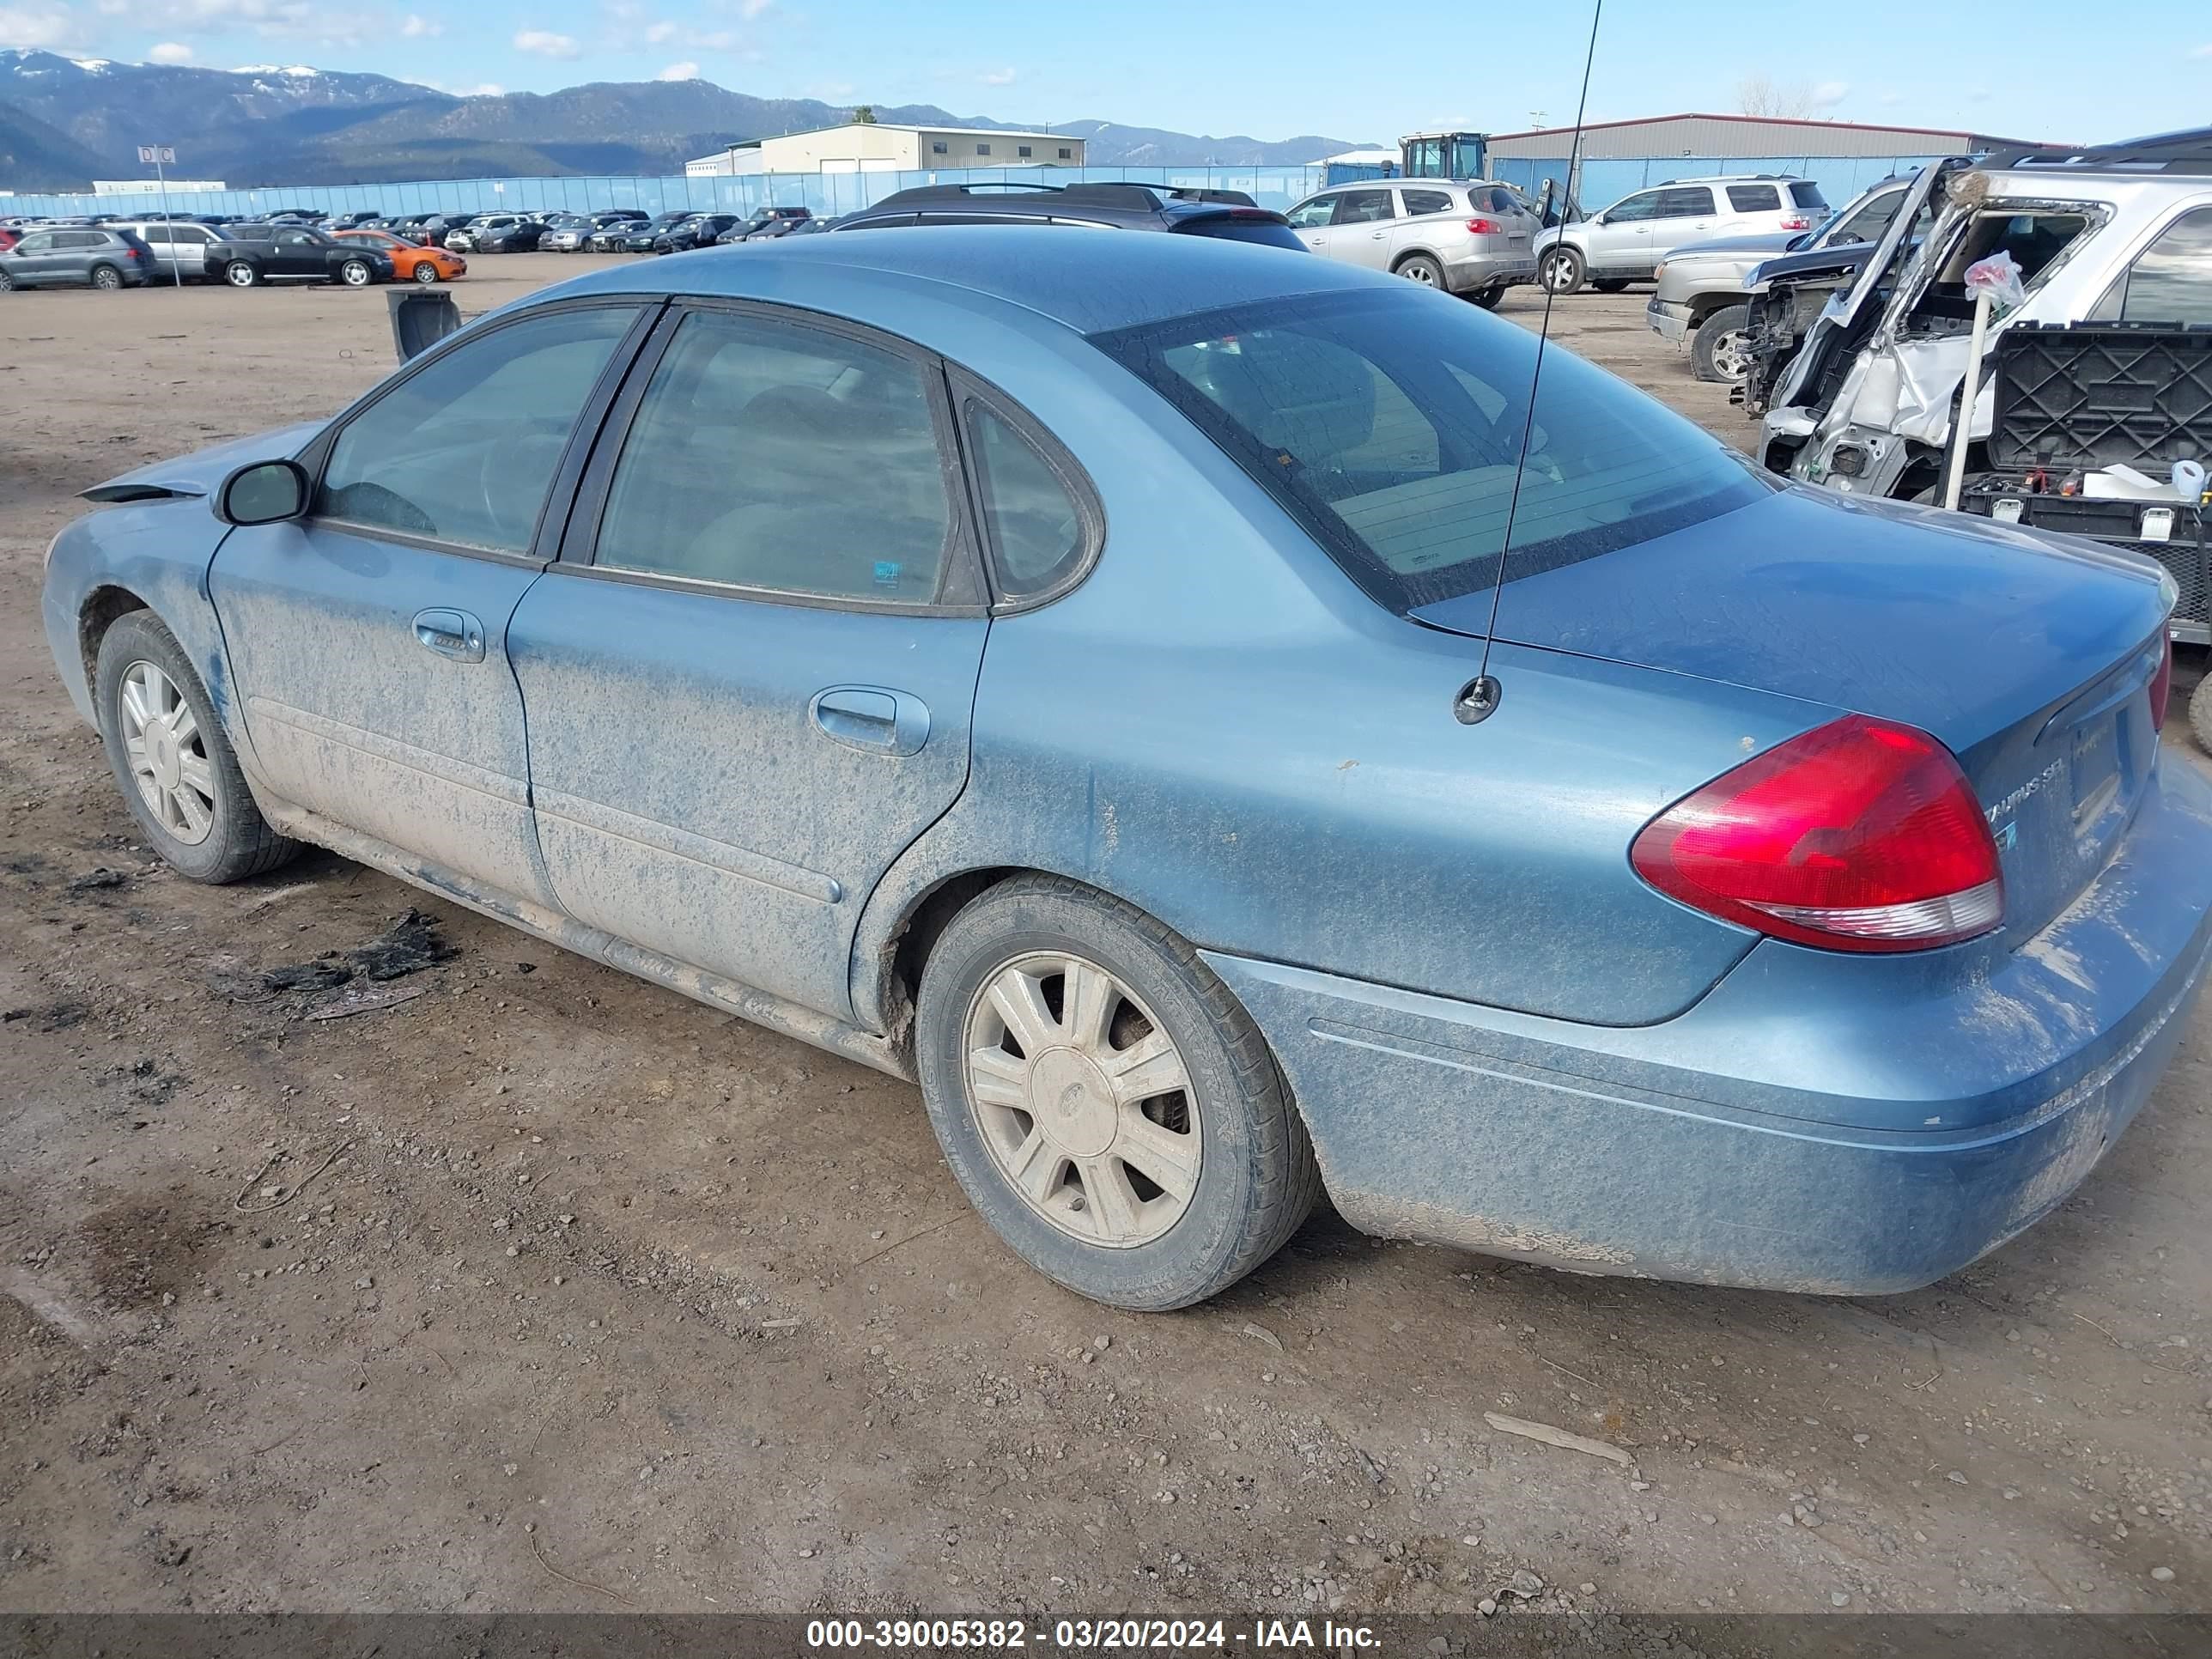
[1283,179,1540,307]
[1646,177,1912,380]
[1533,174,1828,295]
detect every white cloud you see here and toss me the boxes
[149,38,192,58]
[513,26,577,56]
[655,58,696,79]
[2192,41,2212,58]
[1809,79,1849,109]
[737,0,769,15]
[0,2,72,46]
[978,65,1015,87]
[643,18,672,40]
[400,11,440,34]
[1876,88,1903,107]
[90,0,381,46]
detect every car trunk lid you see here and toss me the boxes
[1412,485,2173,947]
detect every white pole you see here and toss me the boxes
[155,149,180,288]
[1942,288,1993,511]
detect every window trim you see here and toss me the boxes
[945,364,1107,614]
[553,296,993,618]
[297,295,659,569]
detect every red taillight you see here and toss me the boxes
[2149,635,2173,731]
[1631,714,2002,952]
[1465,216,1504,234]
[1779,215,1812,231]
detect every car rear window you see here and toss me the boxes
[1790,181,1829,210]
[1091,288,1770,611]
[1171,215,1306,250]
[1725,184,1781,212]
[1401,190,1455,217]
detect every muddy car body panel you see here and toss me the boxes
[41,229,2212,1295]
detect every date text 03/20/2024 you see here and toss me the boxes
[805,1619,1382,1650]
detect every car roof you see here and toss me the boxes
[548,222,1376,337]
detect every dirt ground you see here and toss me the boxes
[2,254,2209,1623]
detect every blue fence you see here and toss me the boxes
[1486,154,1942,212]
[7,151,1943,225]
[9,164,1328,222]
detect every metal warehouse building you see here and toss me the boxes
[1484,112,2049,161]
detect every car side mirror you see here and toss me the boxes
[216,459,312,526]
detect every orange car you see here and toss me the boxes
[334,228,466,284]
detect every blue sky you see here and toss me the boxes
[2,0,2197,144]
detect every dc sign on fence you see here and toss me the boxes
[137,146,176,165]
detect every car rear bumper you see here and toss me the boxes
[1648,296,1692,343]
[1445,250,1537,292]
[1205,750,2212,1294]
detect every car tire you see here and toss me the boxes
[225,260,258,288]
[2190,672,2212,759]
[1692,304,1754,383]
[337,258,373,288]
[411,261,441,284]
[1394,252,1445,288]
[1469,286,1504,311]
[1539,246,1585,295]
[89,264,124,290]
[914,874,1322,1311]
[1592,277,1632,294]
[94,611,301,885]
[0,267,15,292]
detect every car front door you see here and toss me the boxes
[504,301,991,1020]
[1285,193,1338,257]
[1328,188,1400,270]
[1583,190,1662,272]
[207,300,652,908]
[7,230,60,285]
[270,228,325,277]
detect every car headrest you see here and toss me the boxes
[1188,336,1377,465]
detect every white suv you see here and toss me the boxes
[1533,175,1828,295]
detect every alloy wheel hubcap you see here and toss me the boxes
[119,660,216,846]
[1405,264,1437,285]
[964,952,1201,1249]
[1543,254,1574,289]
[1712,331,1749,380]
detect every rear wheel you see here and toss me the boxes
[1592,277,1632,294]
[1539,246,1585,295]
[412,261,440,284]
[338,258,373,287]
[94,612,301,884]
[915,876,1321,1310]
[225,260,258,288]
[1692,304,1753,383]
[2190,672,2212,758]
[1394,252,1444,288]
[89,264,124,290]
[1469,285,1504,311]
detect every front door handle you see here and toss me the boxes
[811,685,930,757]
[413,607,484,663]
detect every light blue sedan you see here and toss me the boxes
[41,228,2212,1309]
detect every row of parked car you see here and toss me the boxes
[0,212,467,291]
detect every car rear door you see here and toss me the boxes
[207,299,653,908]
[1328,188,1400,270]
[1640,185,1718,268]
[503,299,991,1021]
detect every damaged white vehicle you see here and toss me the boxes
[1747,131,2212,512]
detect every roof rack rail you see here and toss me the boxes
[872,182,1072,204]
[1988,127,2212,174]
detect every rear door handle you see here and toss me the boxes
[811,685,930,757]
[413,607,484,663]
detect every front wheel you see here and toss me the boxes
[337,258,373,287]
[89,264,124,290]
[915,875,1321,1310]
[0,267,16,292]
[412,261,441,284]
[1394,252,1443,288]
[94,611,301,884]
[1692,304,1753,383]
[1539,246,1585,295]
[224,260,258,288]
[1591,277,1632,294]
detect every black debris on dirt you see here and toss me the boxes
[66,867,131,895]
[258,908,458,996]
[4,1001,92,1031]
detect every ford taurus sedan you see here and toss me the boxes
[41,230,2212,1310]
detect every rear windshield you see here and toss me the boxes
[1091,288,1770,611]
[1171,216,1305,251]
[1789,181,1829,209]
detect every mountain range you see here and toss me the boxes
[0,51,1366,191]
